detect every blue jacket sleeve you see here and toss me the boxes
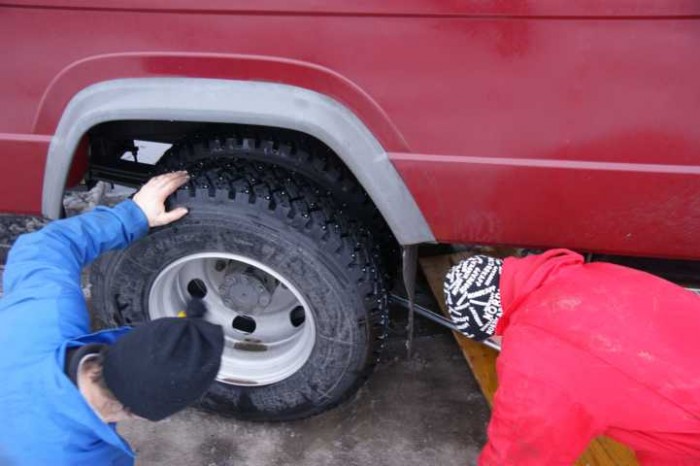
[2,200,148,337]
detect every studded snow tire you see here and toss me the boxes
[90,158,388,421]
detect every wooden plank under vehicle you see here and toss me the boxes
[420,253,639,466]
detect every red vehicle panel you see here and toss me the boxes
[1,1,700,258]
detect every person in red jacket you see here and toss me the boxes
[444,250,700,465]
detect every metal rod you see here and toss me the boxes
[390,295,458,330]
[389,294,501,352]
[401,245,419,358]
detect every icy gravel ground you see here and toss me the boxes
[0,214,47,265]
[63,181,134,216]
[118,335,488,466]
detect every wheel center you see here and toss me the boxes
[219,269,271,312]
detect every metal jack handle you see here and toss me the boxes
[402,245,419,358]
[390,295,501,352]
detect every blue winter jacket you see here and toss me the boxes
[0,200,149,466]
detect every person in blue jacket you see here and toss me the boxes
[0,171,225,466]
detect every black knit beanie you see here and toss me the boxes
[444,255,504,341]
[102,317,224,421]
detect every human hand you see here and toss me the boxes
[133,171,190,227]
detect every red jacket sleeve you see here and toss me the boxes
[479,361,599,465]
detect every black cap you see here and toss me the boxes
[102,317,224,421]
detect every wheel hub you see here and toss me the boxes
[218,266,272,313]
[148,252,315,387]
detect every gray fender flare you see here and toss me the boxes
[43,78,434,245]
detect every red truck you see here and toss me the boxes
[2,1,699,421]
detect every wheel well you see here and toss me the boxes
[88,120,362,186]
[44,78,433,244]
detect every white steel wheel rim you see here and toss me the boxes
[148,252,316,386]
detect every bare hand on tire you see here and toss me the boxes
[133,171,190,227]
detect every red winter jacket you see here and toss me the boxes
[479,249,700,466]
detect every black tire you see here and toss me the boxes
[91,159,388,421]
[156,133,399,279]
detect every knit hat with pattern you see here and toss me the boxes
[444,255,503,341]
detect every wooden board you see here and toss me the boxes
[420,253,639,466]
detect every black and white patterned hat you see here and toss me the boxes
[444,255,504,341]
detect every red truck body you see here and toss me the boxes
[2,1,700,258]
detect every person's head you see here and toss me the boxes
[78,317,224,423]
[78,352,134,423]
[444,255,504,344]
